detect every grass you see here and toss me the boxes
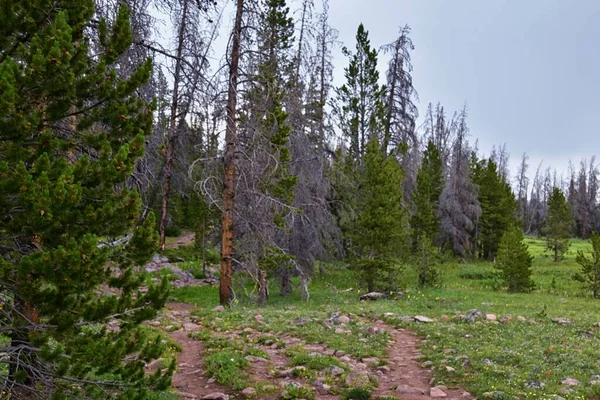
[164,236,600,399]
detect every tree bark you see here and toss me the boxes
[220,0,244,306]
[159,0,189,252]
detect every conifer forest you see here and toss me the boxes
[2,1,600,399]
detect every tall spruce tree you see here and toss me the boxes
[410,140,444,247]
[332,24,386,164]
[353,137,407,292]
[544,187,572,262]
[473,158,518,260]
[0,2,170,398]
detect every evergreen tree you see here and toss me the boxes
[353,137,407,292]
[0,2,170,398]
[411,140,444,246]
[332,24,386,164]
[574,232,600,298]
[495,227,534,293]
[473,158,518,260]
[544,187,572,262]
[414,238,440,288]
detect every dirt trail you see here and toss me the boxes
[371,321,470,399]
[166,302,230,400]
[166,232,196,249]
[159,235,471,399]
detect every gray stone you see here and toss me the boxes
[361,357,380,364]
[430,386,448,397]
[552,317,572,325]
[526,381,545,389]
[561,377,582,386]
[183,323,200,332]
[395,385,426,395]
[245,355,268,363]
[212,305,225,312]
[241,388,256,398]
[202,394,229,400]
[336,315,350,324]
[414,315,435,323]
[486,314,497,322]
[323,365,345,377]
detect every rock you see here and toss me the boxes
[241,388,256,398]
[336,315,350,324]
[323,365,345,377]
[295,317,312,326]
[445,366,456,372]
[440,315,450,321]
[361,357,380,365]
[345,372,370,387]
[314,382,331,395]
[202,394,229,400]
[561,377,582,386]
[177,392,199,399]
[242,327,254,333]
[482,358,495,366]
[500,316,512,324]
[148,320,161,327]
[421,361,434,368]
[334,328,351,334]
[481,391,506,399]
[399,316,413,322]
[526,381,545,389]
[245,355,268,363]
[516,316,527,322]
[395,385,426,395]
[430,386,448,397]
[207,378,216,384]
[364,326,380,334]
[414,315,435,323]
[384,312,395,317]
[276,368,295,378]
[183,323,200,332]
[485,314,497,322]
[212,305,225,312]
[593,322,600,328]
[552,317,572,325]
[335,350,346,357]
[544,396,566,400]
[462,392,473,398]
[377,366,391,374]
[463,309,484,323]
[255,314,264,323]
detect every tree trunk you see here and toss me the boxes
[257,269,268,306]
[159,0,189,251]
[280,270,293,296]
[220,0,244,306]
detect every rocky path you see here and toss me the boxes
[150,235,471,399]
[166,302,230,400]
[371,321,470,399]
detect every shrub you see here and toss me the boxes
[495,227,534,292]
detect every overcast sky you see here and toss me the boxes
[324,0,600,180]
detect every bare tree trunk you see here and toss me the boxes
[159,0,189,251]
[280,270,293,296]
[257,269,268,306]
[220,0,244,306]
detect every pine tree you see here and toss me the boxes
[353,137,407,292]
[495,227,534,293]
[473,158,518,260]
[0,2,170,398]
[332,24,386,164]
[574,233,600,298]
[411,140,444,246]
[544,187,572,262]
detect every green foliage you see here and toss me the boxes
[333,23,386,163]
[411,140,444,246]
[203,351,249,390]
[495,227,534,292]
[342,387,372,400]
[574,232,600,298]
[353,136,408,292]
[0,2,169,397]
[544,187,572,262]
[414,238,441,288]
[281,384,315,400]
[472,158,517,259]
